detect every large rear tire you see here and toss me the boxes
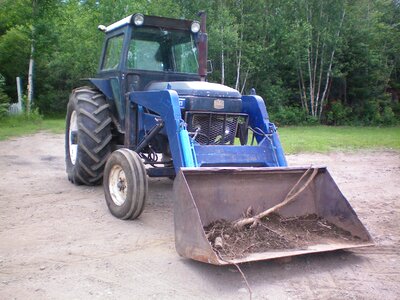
[65,87,112,185]
[103,149,148,220]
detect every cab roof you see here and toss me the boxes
[105,14,194,33]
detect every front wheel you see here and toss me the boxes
[103,149,148,220]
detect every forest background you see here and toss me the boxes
[0,0,399,126]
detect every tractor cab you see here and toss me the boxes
[93,14,204,129]
[99,14,202,82]
[92,13,244,147]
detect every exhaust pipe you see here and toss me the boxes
[197,11,208,81]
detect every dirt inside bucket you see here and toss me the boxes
[204,214,363,260]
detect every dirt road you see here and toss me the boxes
[0,132,399,299]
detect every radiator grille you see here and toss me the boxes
[185,112,248,145]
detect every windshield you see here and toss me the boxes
[127,27,199,73]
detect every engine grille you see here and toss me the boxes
[185,112,248,145]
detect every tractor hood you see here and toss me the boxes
[145,81,241,99]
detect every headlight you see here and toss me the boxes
[133,13,144,26]
[97,25,106,32]
[191,21,200,33]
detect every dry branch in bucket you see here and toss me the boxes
[234,166,318,229]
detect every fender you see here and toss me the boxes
[88,78,113,99]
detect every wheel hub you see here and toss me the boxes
[69,110,78,165]
[109,165,127,206]
[117,178,126,192]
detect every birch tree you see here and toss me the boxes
[295,0,346,119]
[26,0,38,114]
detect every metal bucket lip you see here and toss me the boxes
[212,242,375,265]
[180,165,327,174]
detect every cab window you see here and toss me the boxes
[102,34,124,70]
[127,27,198,73]
[127,39,164,71]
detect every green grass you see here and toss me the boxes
[278,126,400,154]
[1,116,399,154]
[0,115,65,141]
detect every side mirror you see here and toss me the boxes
[207,60,213,74]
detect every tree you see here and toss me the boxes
[0,0,32,101]
[0,73,11,118]
[0,0,398,125]
[289,0,347,119]
[335,0,400,124]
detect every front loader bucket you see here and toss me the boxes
[173,167,373,265]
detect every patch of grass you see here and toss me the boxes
[41,118,66,134]
[0,115,65,141]
[278,126,400,154]
[1,116,399,155]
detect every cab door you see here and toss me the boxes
[97,29,127,130]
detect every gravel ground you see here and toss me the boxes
[0,132,399,299]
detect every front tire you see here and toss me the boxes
[103,149,148,220]
[65,87,112,185]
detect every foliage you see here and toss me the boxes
[0,0,398,126]
[0,110,64,140]
[0,0,31,99]
[326,101,352,125]
[0,104,9,119]
[271,106,318,126]
[351,95,397,126]
[0,74,10,103]
[382,106,396,125]
[0,74,11,119]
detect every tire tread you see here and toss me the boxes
[65,87,112,186]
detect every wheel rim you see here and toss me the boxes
[69,110,78,165]
[109,164,127,206]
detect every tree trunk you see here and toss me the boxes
[221,27,225,85]
[306,3,315,116]
[235,32,242,91]
[319,48,335,119]
[299,65,308,113]
[307,47,315,116]
[298,77,305,110]
[27,0,38,114]
[240,67,250,94]
[315,43,325,114]
[235,5,243,91]
[318,9,346,119]
[27,43,34,114]
[312,34,320,115]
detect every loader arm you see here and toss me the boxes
[127,89,197,172]
[127,90,288,172]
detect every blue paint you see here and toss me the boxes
[89,78,113,99]
[194,145,272,167]
[242,95,287,167]
[270,124,287,166]
[179,129,196,167]
[128,89,288,173]
[129,90,198,172]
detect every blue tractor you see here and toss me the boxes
[65,13,372,265]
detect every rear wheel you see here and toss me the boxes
[103,149,148,220]
[65,87,112,185]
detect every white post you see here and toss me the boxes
[16,77,23,112]
[27,43,34,114]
